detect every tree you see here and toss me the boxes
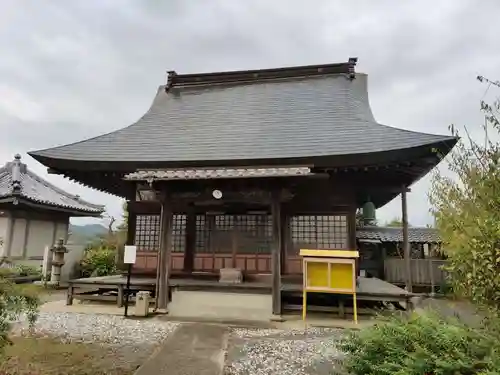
[383,217,413,227]
[429,76,500,309]
[81,202,129,276]
[92,202,128,250]
[385,217,403,227]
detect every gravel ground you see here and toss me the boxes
[8,312,180,374]
[12,312,179,346]
[225,327,347,375]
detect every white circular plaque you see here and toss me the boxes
[212,189,223,199]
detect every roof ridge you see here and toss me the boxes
[23,168,105,210]
[0,155,104,213]
[165,58,358,90]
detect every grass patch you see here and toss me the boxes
[1,336,153,375]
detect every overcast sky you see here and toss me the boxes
[1,0,499,227]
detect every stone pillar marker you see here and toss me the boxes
[41,245,53,282]
[50,238,68,285]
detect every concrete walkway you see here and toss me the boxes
[134,323,229,375]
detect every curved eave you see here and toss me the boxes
[0,195,104,217]
[29,136,457,172]
[30,137,457,204]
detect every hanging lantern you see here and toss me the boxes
[362,198,376,226]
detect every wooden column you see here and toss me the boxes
[271,191,282,315]
[183,207,196,273]
[349,205,357,250]
[126,201,137,246]
[401,187,412,292]
[280,212,288,274]
[125,184,137,247]
[157,191,173,311]
[4,212,14,257]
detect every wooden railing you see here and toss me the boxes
[384,258,448,287]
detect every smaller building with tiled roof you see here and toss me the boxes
[355,225,442,282]
[0,154,104,263]
[356,226,441,243]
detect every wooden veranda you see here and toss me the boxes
[66,274,415,317]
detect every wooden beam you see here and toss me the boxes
[271,190,282,315]
[156,191,173,311]
[401,186,412,292]
[128,201,161,215]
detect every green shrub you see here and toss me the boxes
[339,309,500,375]
[0,277,39,353]
[0,265,41,278]
[0,268,17,278]
[79,246,117,278]
[14,265,41,277]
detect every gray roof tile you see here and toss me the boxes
[124,166,312,181]
[29,61,456,164]
[0,155,104,215]
[356,226,440,243]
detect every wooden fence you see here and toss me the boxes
[384,258,448,287]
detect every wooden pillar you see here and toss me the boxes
[183,207,196,273]
[280,212,288,274]
[348,205,359,277]
[349,205,357,250]
[271,191,282,315]
[401,187,412,292]
[157,191,173,311]
[126,201,137,246]
[126,183,137,247]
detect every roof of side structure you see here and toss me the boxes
[29,59,456,165]
[0,154,104,215]
[356,226,441,243]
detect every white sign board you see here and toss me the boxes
[123,245,137,264]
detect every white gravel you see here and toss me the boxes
[12,312,179,346]
[231,327,340,339]
[226,327,347,375]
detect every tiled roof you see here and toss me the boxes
[29,59,456,164]
[124,166,312,181]
[0,155,104,215]
[356,226,441,243]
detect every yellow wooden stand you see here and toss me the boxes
[300,249,359,323]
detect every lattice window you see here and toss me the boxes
[194,214,273,254]
[215,215,234,230]
[195,215,208,253]
[135,214,186,252]
[172,214,186,253]
[135,214,160,252]
[290,215,348,252]
[235,214,272,254]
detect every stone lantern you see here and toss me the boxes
[50,238,68,285]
